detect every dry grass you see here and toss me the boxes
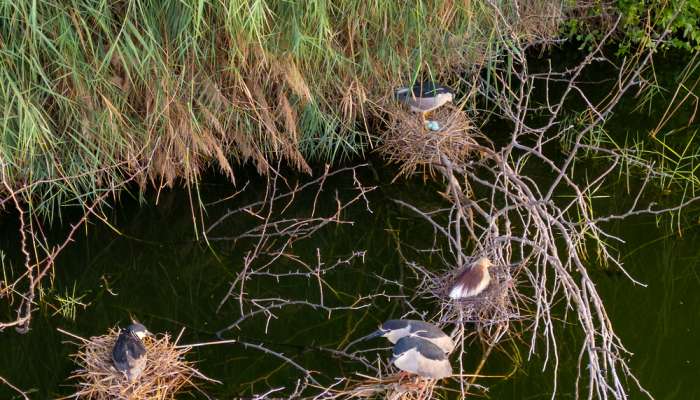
[317,373,443,400]
[378,105,491,179]
[62,329,214,400]
[515,0,566,42]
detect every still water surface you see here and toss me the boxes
[0,159,698,399]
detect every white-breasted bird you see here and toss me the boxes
[391,336,452,379]
[112,323,151,381]
[449,257,493,299]
[395,81,454,123]
[362,319,455,354]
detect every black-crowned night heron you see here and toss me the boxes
[391,336,452,379]
[363,319,455,354]
[395,81,454,123]
[112,323,150,381]
[449,257,493,299]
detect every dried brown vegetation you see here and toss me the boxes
[378,105,490,179]
[62,329,214,400]
[315,373,444,400]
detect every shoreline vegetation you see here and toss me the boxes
[2,1,700,399]
[1,1,698,215]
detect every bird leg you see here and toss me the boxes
[396,371,412,383]
[412,376,422,387]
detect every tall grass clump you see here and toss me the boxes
[0,0,570,217]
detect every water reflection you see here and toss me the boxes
[0,164,698,399]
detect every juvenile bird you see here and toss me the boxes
[449,257,493,299]
[112,323,150,381]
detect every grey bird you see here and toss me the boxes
[391,336,452,379]
[395,81,454,123]
[449,257,493,299]
[360,319,455,354]
[112,323,150,381]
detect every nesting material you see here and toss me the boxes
[64,329,213,400]
[321,373,440,400]
[378,104,488,178]
[436,262,515,344]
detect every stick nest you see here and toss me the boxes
[319,373,441,400]
[65,329,211,400]
[378,104,489,178]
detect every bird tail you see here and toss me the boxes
[394,87,409,100]
[448,284,464,299]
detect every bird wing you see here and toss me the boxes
[411,81,436,97]
[112,333,130,366]
[409,321,447,339]
[125,336,147,359]
[411,82,451,97]
[415,340,447,361]
[393,336,446,361]
[113,333,146,364]
[451,265,486,296]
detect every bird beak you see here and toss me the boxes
[341,329,384,352]
[363,329,384,340]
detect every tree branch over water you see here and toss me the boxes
[379,7,697,400]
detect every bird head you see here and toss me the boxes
[126,322,151,340]
[429,88,454,109]
[476,257,492,269]
[362,320,408,342]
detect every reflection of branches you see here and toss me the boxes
[0,183,104,333]
[217,297,371,336]
[209,165,390,396]
[209,165,376,315]
[238,340,321,386]
[0,375,29,400]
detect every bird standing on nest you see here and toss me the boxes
[391,336,453,379]
[449,257,493,299]
[395,81,454,125]
[361,319,455,354]
[112,323,151,381]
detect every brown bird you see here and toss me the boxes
[449,257,492,299]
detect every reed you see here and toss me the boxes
[0,0,566,217]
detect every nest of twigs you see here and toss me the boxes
[378,104,488,178]
[63,329,214,400]
[320,373,441,400]
[439,263,514,322]
[402,258,518,347]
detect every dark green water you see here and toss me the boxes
[0,158,698,399]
